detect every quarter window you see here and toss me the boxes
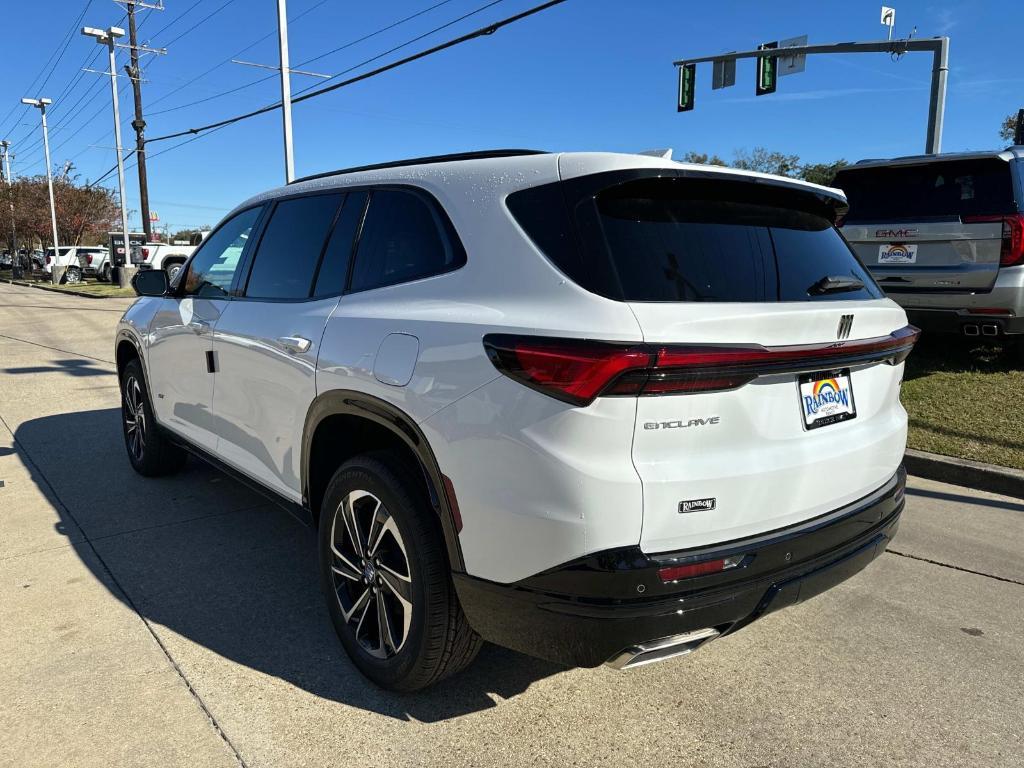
[245,193,344,300]
[183,206,262,298]
[314,191,367,298]
[349,189,463,292]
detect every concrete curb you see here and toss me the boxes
[2,278,128,300]
[905,448,1024,500]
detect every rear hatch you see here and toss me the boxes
[510,169,914,553]
[835,157,1018,294]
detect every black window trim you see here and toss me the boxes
[174,203,269,299]
[211,183,464,304]
[234,189,347,303]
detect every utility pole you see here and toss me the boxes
[277,0,295,183]
[82,26,133,288]
[21,98,60,283]
[125,0,157,241]
[0,140,18,279]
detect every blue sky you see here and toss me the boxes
[0,0,1020,233]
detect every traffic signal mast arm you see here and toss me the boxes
[673,36,949,154]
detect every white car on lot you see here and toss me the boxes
[44,245,107,283]
[116,150,917,691]
[135,241,197,280]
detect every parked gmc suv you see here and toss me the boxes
[116,150,916,691]
[836,147,1024,343]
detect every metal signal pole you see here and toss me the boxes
[277,0,295,183]
[21,98,60,283]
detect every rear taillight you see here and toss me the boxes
[142,247,150,258]
[964,213,1024,267]
[45,255,51,265]
[484,326,919,406]
[86,254,93,265]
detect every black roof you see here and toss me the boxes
[289,149,548,185]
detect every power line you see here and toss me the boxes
[149,0,566,145]
[145,0,332,110]
[0,0,96,136]
[148,0,460,117]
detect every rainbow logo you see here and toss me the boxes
[804,377,851,416]
[882,245,913,262]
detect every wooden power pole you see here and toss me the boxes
[125,1,154,241]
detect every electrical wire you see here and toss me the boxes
[148,0,460,117]
[149,0,565,145]
[85,0,569,187]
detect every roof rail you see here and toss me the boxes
[288,149,548,185]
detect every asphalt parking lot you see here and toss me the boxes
[1,280,1022,768]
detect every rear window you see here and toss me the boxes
[835,158,1016,221]
[508,174,880,303]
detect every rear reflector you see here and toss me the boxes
[658,554,745,583]
[964,213,1024,267]
[483,326,919,406]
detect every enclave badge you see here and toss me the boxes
[679,497,716,513]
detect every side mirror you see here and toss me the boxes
[132,269,169,297]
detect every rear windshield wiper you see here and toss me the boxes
[807,275,865,296]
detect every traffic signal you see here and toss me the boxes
[756,42,778,95]
[677,63,696,112]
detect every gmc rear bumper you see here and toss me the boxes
[454,467,905,668]
[899,307,1024,336]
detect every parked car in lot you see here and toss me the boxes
[836,147,1024,344]
[76,246,111,281]
[43,246,84,283]
[134,241,196,280]
[116,150,917,691]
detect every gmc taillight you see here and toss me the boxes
[86,254,93,265]
[964,213,1024,267]
[142,247,150,259]
[483,326,920,406]
[45,255,51,264]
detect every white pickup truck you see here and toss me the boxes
[134,241,198,281]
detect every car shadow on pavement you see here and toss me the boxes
[15,408,564,722]
[3,358,111,377]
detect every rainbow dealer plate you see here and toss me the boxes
[798,368,857,430]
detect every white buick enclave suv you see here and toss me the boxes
[116,150,917,691]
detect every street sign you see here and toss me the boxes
[881,6,896,28]
[778,35,808,77]
[712,58,736,89]
[677,63,696,111]
[755,42,778,96]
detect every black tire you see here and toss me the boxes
[63,266,83,285]
[101,264,111,282]
[120,358,187,477]
[319,453,481,691]
[165,261,183,282]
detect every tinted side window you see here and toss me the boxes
[244,193,343,300]
[184,206,262,298]
[314,191,367,298]
[350,189,463,292]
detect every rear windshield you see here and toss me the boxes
[508,174,880,303]
[834,158,1016,221]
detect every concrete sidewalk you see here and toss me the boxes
[1,282,1022,768]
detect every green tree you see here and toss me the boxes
[799,159,849,187]
[679,151,728,166]
[1000,113,1020,143]
[732,147,802,177]
[10,176,118,249]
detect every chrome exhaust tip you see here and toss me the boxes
[982,324,999,336]
[605,627,720,670]
[963,324,980,336]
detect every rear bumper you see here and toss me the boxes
[454,467,905,668]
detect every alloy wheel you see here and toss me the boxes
[123,375,146,462]
[329,490,413,659]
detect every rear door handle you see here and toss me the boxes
[278,335,312,354]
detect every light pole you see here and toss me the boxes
[0,140,18,279]
[20,98,60,284]
[83,25,134,287]
[276,0,295,183]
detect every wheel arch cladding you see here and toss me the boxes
[302,390,465,572]
[115,334,141,378]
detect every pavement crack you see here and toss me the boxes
[0,333,115,366]
[886,548,1024,587]
[0,411,250,768]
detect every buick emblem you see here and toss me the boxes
[837,314,854,340]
